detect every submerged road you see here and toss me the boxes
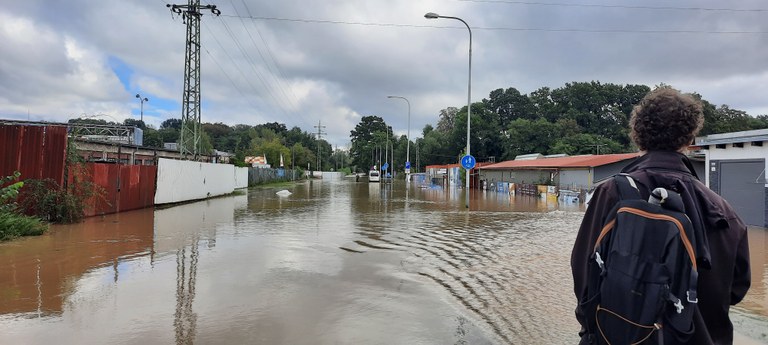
[0,179,766,344]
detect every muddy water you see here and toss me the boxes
[0,180,766,344]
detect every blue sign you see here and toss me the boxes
[460,155,476,170]
[405,161,411,169]
[382,162,389,170]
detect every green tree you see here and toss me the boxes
[504,118,559,159]
[419,124,452,165]
[550,133,623,155]
[436,107,458,134]
[160,118,182,130]
[123,119,146,130]
[483,87,535,127]
[349,115,389,172]
[142,128,163,148]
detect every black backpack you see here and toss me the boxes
[581,174,699,344]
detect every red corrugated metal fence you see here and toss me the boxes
[0,125,67,185]
[83,163,157,217]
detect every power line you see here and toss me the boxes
[314,120,326,171]
[456,0,768,13]
[167,1,221,157]
[202,23,271,111]
[228,0,304,124]
[201,45,262,112]
[239,1,307,124]
[220,14,768,35]
[216,17,297,121]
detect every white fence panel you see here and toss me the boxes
[234,167,248,189]
[321,172,344,180]
[155,158,236,204]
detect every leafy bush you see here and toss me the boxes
[19,177,102,224]
[0,172,47,241]
[1,171,23,212]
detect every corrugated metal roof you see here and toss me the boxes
[478,153,640,170]
[693,129,768,147]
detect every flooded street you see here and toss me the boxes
[1,179,766,344]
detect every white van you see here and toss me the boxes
[368,170,380,183]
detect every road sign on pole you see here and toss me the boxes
[460,155,476,170]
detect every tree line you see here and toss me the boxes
[68,117,350,172]
[411,81,768,166]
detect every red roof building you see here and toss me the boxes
[477,153,641,190]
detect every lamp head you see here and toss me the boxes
[387,96,395,99]
[135,94,140,98]
[424,12,440,19]
[143,97,149,102]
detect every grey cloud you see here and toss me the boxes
[2,0,768,146]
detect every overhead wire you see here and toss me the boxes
[215,17,297,122]
[227,0,309,129]
[220,14,768,35]
[455,0,768,13]
[202,23,272,113]
[239,0,309,127]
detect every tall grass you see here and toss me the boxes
[1,171,48,241]
[0,211,48,241]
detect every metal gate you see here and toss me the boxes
[718,160,766,227]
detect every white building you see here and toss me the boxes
[694,129,768,227]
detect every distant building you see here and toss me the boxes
[477,153,641,191]
[245,156,271,168]
[515,153,545,160]
[212,150,234,164]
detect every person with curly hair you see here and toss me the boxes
[571,87,751,344]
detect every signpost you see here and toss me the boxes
[460,155,476,170]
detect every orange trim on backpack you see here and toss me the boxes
[594,219,616,252]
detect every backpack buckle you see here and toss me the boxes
[687,290,698,304]
[673,298,684,314]
[594,252,605,274]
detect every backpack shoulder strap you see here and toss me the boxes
[614,173,642,200]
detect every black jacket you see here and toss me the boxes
[571,151,751,344]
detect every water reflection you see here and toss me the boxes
[0,209,154,316]
[736,226,768,317]
[174,243,199,345]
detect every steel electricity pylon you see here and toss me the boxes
[168,1,220,157]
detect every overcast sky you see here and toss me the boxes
[2,0,767,147]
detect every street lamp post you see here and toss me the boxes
[387,95,411,182]
[424,12,472,209]
[135,94,149,123]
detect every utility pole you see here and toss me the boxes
[314,120,326,172]
[167,1,220,158]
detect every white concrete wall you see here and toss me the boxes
[155,158,237,204]
[322,172,344,180]
[234,166,248,189]
[704,143,768,187]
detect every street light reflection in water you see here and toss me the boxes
[0,180,765,344]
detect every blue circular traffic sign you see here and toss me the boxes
[460,155,476,169]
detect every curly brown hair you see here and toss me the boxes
[629,87,704,151]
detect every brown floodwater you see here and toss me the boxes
[0,180,766,344]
